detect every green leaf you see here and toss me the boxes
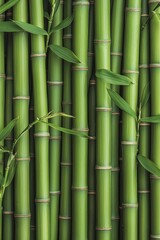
[49,44,81,63]
[139,82,150,109]
[54,0,60,14]
[140,115,160,123]
[0,173,4,188]
[44,11,50,20]
[137,154,160,177]
[0,0,19,14]
[0,118,18,142]
[6,156,16,187]
[141,3,160,30]
[107,89,137,119]
[12,20,48,35]
[0,21,22,32]
[96,69,133,85]
[50,15,74,33]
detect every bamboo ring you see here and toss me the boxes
[6,12,12,17]
[34,132,50,138]
[88,136,96,140]
[50,136,61,140]
[35,198,50,203]
[16,157,30,161]
[94,39,111,44]
[72,128,89,132]
[139,64,149,69]
[121,141,137,146]
[88,52,94,56]
[3,211,14,215]
[138,190,150,193]
[62,101,72,105]
[72,67,88,71]
[139,123,150,126]
[88,191,96,195]
[89,79,96,85]
[72,187,88,191]
[149,0,160,3]
[50,191,61,195]
[0,74,5,78]
[125,8,141,12]
[60,162,72,166]
[90,1,94,5]
[122,203,138,208]
[31,225,36,230]
[150,235,160,239]
[96,107,112,112]
[72,1,90,6]
[123,69,139,74]
[95,165,112,170]
[6,76,13,80]
[96,227,112,231]
[150,63,160,68]
[29,107,34,111]
[150,174,160,179]
[112,112,120,115]
[112,168,120,172]
[111,52,123,56]
[141,14,149,17]
[47,81,63,86]
[63,34,72,39]
[13,96,30,100]
[0,14,5,20]
[31,53,46,58]
[112,216,120,221]
[59,216,71,220]
[60,0,64,4]
[14,213,31,218]
[5,137,13,141]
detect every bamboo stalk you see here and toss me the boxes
[88,0,94,81]
[59,0,72,238]
[138,0,150,239]
[111,1,125,239]
[149,1,160,239]
[95,1,111,239]
[29,1,50,239]
[47,2,63,239]
[72,1,89,239]
[121,1,141,240]
[13,1,30,239]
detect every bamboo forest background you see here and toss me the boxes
[0,0,160,239]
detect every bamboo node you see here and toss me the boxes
[50,191,61,195]
[90,0,94,4]
[16,157,30,161]
[31,225,36,230]
[88,191,96,195]
[47,81,63,86]
[62,101,72,105]
[6,76,13,80]
[141,14,149,17]
[35,198,50,203]
[14,213,31,218]
[0,74,5,78]
[0,14,5,19]
[139,64,149,69]
[150,63,160,68]
[13,96,30,100]
[140,122,150,126]
[60,162,72,166]
[31,53,46,58]
[122,203,138,208]
[34,132,50,138]
[111,52,123,57]
[72,1,90,6]
[95,165,112,170]
[59,216,71,220]
[125,8,141,12]
[3,211,14,215]
[123,69,139,74]
[50,136,61,140]
[150,235,160,239]
[149,0,160,3]
[5,137,13,141]
[88,52,94,56]
[94,39,111,44]
[96,107,112,112]
[150,174,160,179]
[112,216,120,221]
[112,112,120,115]
[88,136,96,140]
[72,66,88,71]
[112,168,120,172]
[6,11,12,17]
[63,34,72,39]
[72,128,89,132]
[121,141,137,146]
[89,79,96,85]
[138,190,150,193]
[96,227,112,231]
[72,186,88,191]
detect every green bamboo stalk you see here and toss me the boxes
[13,1,30,239]
[121,1,141,240]
[95,1,111,239]
[138,0,150,239]
[111,1,125,239]
[88,75,96,240]
[29,1,50,239]
[149,1,160,239]
[72,1,89,239]
[2,30,14,240]
[59,0,72,238]
[88,0,94,81]
[47,2,63,239]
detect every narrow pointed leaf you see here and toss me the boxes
[140,82,150,109]
[49,44,81,63]
[44,11,50,20]
[96,69,133,85]
[140,115,160,123]
[0,21,22,32]
[54,0,60,14]
[0,118,18,142]
[0,173,4,187]
[6,157,16,187]
[12,20,48,35]
[50,15,73,33]
[137,154,160,177]
[107,89,137,119]
[0,0,19,14]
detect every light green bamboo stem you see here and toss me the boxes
[149,2,160,239]
[13,1,30,239]
[88,0,94,81]
[138,0,150,239]
[47,2,63,239]
[121,1,141,240]
[111,1,125,239]
[95,1,111,239]
[59,0,72,239]
[29,1,50,239]
[72,1,89,239]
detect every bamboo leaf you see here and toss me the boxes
[0,21,22,32]
[44,11,50,20]
[107,89,137,119]
[54,0,60,14]
[12,20,48,35]
[0,118,18,142]
[0,173,4,187]
[50,15,73,33]
[140,115,160,123]
[96,69,133,85]
[49,44,81,63]
[6,156,17,187]
[140,82,150,109]
[142,3,160,30]
[137,154,160,177]
[0,0,19,14]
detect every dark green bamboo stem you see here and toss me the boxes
[149,2,160,239]
[2,31,14,240]
[121,1,141,240]
[72,1,89,239]
[111,1,125,239]
[29,1,50,239]
[138,0,150,239]
[13,1,30,239]
[95,1,111,239]
[59,0,72,239]
[47,2,63,239]
[88,75,96,240]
